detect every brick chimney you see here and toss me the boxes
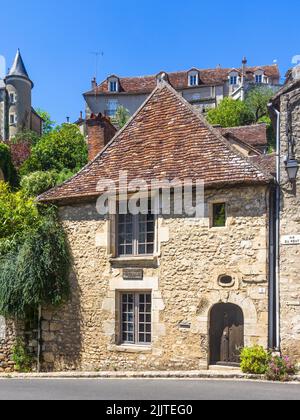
[86,113,117,161]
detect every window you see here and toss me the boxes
[218,275,234,286]
[9,93,16,104]
[106,99,118,117]
[255,74,263,84]
[117,203,155,256]
[189,74,198,86]
[230,76,238,85]
[212,203,226,227]
[121,292,152,345]
[109,80,118,92]
[9,114,16,125]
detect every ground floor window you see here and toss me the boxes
[121,292,152,345]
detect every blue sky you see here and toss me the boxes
[0,0,299,124]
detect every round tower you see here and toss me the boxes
[4,50,33,140]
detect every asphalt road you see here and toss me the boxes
[0,378,299,400]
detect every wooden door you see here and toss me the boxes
[210,303,244,366]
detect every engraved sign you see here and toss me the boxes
[123,269,144,281]
[0,316,6,340]
[281,235,300,245]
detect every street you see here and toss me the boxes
[0,378,299,400]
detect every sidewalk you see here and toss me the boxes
[0,369,299,381]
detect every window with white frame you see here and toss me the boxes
[106,99,119,117]
[255,73,263,84]
[230,75,238,85]
[117,202,155,257]
[120,292,152,345]
[9,114,16,125]
[188,71,199,87]
[109,80,118,92]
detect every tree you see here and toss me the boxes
[20,124,88,176]
[113,106,130,128]
[245,86,274,122]
[20,171,57,197]
[36,109,55,134]
[206,98,254,128]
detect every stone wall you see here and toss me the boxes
[41,185,270,372]
[279,87,300,362]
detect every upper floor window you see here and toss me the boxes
[108,77,119,92]
[9,114,17,125]
[106,99,118,117]
[255,74,263,84]
[188,71,199,87]
[117,202,155,257]
[9,93,16,104]
[230,75,238,85]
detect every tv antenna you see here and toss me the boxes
[90,51,104,81]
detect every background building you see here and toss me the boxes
[83,58,280,119]
[0,50,43,142]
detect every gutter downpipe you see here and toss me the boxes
[268,103,281,352]
[275,107,281,352]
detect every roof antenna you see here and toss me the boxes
[90,51,104,83]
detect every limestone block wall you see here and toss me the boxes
[279,88,300,362]
[42,185,270,372]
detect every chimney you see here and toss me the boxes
[91,77,97,90]
[86,113,117,161]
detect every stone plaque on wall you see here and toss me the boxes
[0,316,6,341]
[123,268,144,281]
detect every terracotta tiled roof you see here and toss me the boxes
[39,83,272,204]
[220,124,268,147]
[250,154,276,176]
[85,65,280,96]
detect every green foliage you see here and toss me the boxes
[0,143,17,186]
[20,171,57,197]
[12,338,33,372]
[113,106,130,128]
[10,130,40,147]
[240,346,271,374]
[35,109,55,134]
[54,168,76,186]
[245,86,274,122]
[207,98,254,128]
[266,355,296,382]
[20,124,88,177]
[0,210,70,319]
[0,182,39,245]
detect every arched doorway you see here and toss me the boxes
[209,303,244,366]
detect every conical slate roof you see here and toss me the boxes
[39,82,273,205]
[7,50,31,81]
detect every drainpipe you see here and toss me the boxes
[268,103,281,352]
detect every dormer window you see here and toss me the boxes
[254,70,266,84]
[255,74,262,84]
[229,71,239,85]
[108,77,119,92]
[188,70,199,87]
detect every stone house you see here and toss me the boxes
[270,75,300,362]
[83,58,280,119]
[35,82,274,372]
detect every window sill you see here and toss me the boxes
[110,255,158,263]
[109,345,152,354]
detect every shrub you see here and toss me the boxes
[240,346,270,374]
[12,338,33,373]
[206,97,255,128]
[20,124,87,176]
[20,171,57,197]
[266,355,296,382]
